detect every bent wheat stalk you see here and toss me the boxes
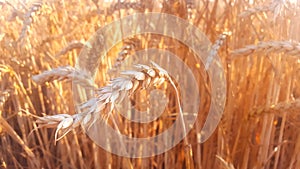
[35,62,185,143]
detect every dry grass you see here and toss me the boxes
[0,0,300,169]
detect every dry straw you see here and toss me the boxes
[0,91,35,158]
[216,155,235,169]
[34,62,184,143]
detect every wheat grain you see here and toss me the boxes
[36,62,183,143]
[231,41,300,57]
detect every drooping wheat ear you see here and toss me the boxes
[91,1,145,15]
[205,33,228,70]
[109,39,140,73]
[249,99,300,118]
[231,41,300,57]
[239,0,290,20]
[36,62,184,143]
[108,1,145,14]
[54,40,85,58]
[239,4,271,18]
[18,2,43,42]
[32,66,96,89]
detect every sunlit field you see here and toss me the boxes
[0,0,299,168]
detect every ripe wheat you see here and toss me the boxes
[239,0,288,20]
[32,66,96,89]
[232,40,300,57]
[35,62,183,143]
[205,33,227,70]
[18,2,43,42]
[54,40,85,58]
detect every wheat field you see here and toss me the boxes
[0,0,300,168]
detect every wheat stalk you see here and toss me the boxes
[93,1,145,15]
[0,116,35,158]
[36,62,184,143]
[216,155,235,169]
[231,40,300,57]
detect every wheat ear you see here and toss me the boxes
[54,40,85,58]
[108,1,145,14]
[239,0,288,20]
[18,2,42,42]
[249,99,300,118]
[36,62,184,143]
[108,39,140,73]
[32,66,96,89]
[205,33,227,70]
[231,41,300,57]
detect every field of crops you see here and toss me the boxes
[0,0,299,168]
